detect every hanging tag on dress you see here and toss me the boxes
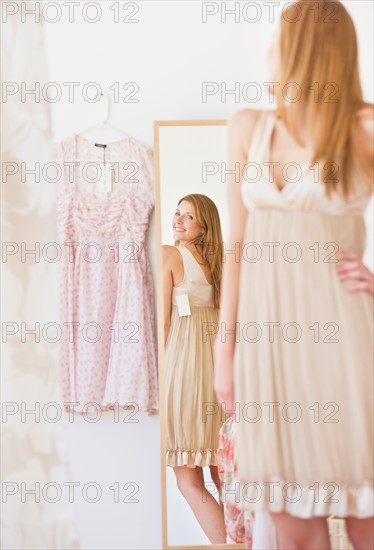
[105,164,112,192]
[96,163,112,193]
[176,294,191,317]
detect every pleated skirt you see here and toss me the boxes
[165,305,225,467]
[233,209,374,518]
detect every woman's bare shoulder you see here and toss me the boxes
[162,245,182,266]
[228,107,266,129]
[162,244,177,257]
[227,108,271,151]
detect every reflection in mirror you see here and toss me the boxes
[155,122,248,549]
[155,120,374,550]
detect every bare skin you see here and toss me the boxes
[163,200,226,544]
[172,466,226,544]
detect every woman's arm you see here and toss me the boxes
[335,107,374,296]
[162,245,174,345]
[214,109,260,410]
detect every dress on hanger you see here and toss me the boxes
[56,134,158,414]
[165,245,225,467]
[234,109,373,518]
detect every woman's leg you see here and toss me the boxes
[209,465,223,507]
[173,465,227,543]
[345,516,374,550]
[270,512,331,550]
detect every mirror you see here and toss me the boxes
[154,121,246,549]
[154,120,374,550]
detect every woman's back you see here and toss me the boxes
[171,245,215,309]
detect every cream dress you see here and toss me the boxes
[233,109,373,518]
[165,245,224,467]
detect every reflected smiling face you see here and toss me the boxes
[172,200,205,244]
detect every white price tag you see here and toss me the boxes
[176,294,191,317]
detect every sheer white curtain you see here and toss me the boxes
[1,2,80,548]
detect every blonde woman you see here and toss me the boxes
[214,1,373,549]
[163,194,226,543]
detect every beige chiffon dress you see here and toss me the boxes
[165,245,224,467]
[233,109,373,518]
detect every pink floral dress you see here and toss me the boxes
[56,134,159,415]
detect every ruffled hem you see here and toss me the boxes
[227,477,374,519]
[166,449,217,468]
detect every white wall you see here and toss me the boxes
[42,1,373,548]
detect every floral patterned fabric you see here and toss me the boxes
[56,135,159,415]
[216,416,254,547]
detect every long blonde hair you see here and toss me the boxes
[275,0,372,199]
[174,194,223,309]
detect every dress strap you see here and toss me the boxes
[177,246,209,284]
